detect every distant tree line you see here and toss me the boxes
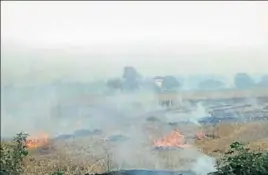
[106,66,141,92]
[106,66,267,93]
[106,66,182,93]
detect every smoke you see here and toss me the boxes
[1,85,60,137]
[192,154,217,175]
[1,83,217,173]
[77,92,216,171]
[2,2,267,173]
[164,102,211,126]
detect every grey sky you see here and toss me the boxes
[1,1,268,85]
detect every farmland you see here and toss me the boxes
[157,88,268,101]
[1,88,268,175]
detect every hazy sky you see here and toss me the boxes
[1,1,268,85]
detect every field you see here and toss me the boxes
[157,88,268,101]
[2,88,268,175]
[19,122,268,175]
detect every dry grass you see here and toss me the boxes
[21,138,111,175]
[12,120,267,175]
[196,121,268,157]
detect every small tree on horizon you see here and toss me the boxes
[234,73,254,89]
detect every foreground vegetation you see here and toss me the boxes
[0,133,29,175]
[212,142,268,175]
[1,132,268,175]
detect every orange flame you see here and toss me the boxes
[196,131,206,140]
[153,129,191,148]
[25,132,49,149]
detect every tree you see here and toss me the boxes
[259,75,268,87]
[123,66,139,80]
[199,79,225,90]
[122,66,140,91]
[234,73,254,89]
[140,77,156,91]
[162,75,180,91]
[106,78,122,91]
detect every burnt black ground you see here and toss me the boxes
[88,170,197,175]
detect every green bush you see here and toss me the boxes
[0,132,29,174]
[213,142,268,175]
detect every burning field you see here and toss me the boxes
[21,129,213,174]
[20,121,268,175]
[2,93,268,175]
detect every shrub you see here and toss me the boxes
[0,132,29,174]
[213,142,268,175]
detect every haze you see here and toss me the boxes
[1,3,268,172]
[1,1,268,85]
